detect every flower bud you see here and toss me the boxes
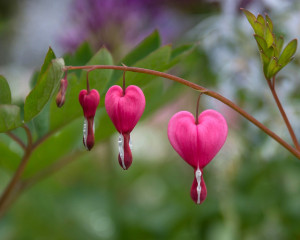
[79,89,100,150]
[105,85,145,170]
[56,78,68,107]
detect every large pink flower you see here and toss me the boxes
[105,85,145,170]
[168,109,227,204]
[79,89,100,150]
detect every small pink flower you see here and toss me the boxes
[56,78,68,107]
[79,89,100,150]
[168,109,228,204]
[105,85,145,170]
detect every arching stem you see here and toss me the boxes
[65,65,300,159]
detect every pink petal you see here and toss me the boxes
[105,85,145,133]
[79,89,100,118]
[168,109,228,169]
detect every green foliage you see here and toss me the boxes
[118,45,171,87]
[0,105,22,132]
[0,75,11,104]
[108,30,161,87]
[24,48,65,122]
[0,77,22,133]
[64,42,93,67]
[24,119,82,177]
[242,9,298,79]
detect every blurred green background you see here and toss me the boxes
[1,0,300,239]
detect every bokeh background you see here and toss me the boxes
[1,0,300,239]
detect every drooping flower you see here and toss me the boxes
[168,109,228,204]
[105,85,145,170]
[79,89,100,150]
[56,78,68,108]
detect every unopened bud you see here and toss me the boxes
[79,89,100,150]
[56,78,68,107]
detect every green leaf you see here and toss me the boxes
[257,14,265,25]
[276,36,284,54]
[0,136,22,172]
[259,50,269,66]
[64,42,93,67]
[24,118,82,177]
[267,57,280,78]
[80,47,114,95]
[0,105,22,132]
[278,39,297,66]
[264,24,274,48]
[0,75,11,104]
[108,30,161,87]
[253,21,264,37]
[29,70,40,90]
[121,30,161,66]
[166,44,194,68]
[115,45,172,88]
[241,8,257,30]
[265,45,275,59]
[254,34,268,52]
[38,48,56,84]
[265,14,273,32]
[24,58,65,122]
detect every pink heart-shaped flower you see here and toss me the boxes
[79,89,100,119]
[168,110,228,169]
[168,109,227,204]
[105,85,145,170]
[105,85,145,134]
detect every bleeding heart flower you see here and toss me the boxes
[168,109,228,204]
[56,78,68,108]
[105,85,145,170]
[79,89,100,150]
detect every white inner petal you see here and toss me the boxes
[83,118,88,150]
[118,134,126,169]
[118,134,133,169]
[195,168,202,204]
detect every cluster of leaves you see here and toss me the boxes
[242,9,297,79]
[0,31,193,178]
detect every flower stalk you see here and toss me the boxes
[65,65,300,160]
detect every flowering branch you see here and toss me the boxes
[65,65,300,159]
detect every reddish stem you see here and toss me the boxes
[267,77,300,150]
[86,71,91,93]
[195,93,202,125]
[65,65,300,159]
[122,71,126,96]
